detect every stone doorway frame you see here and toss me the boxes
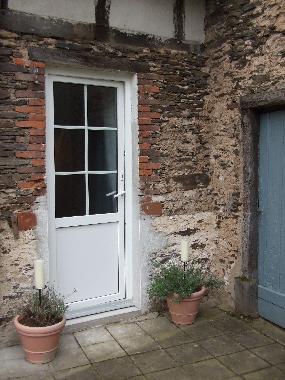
[235,89,285,317]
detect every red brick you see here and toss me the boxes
[139,125,160,132]
[138,118,152,125]
[139,156,149,163]
[17,211,37,231]
[16,120,45,129]
[139,169,152,176]
[138,105,150,112]
[139,85,160,94]
[31,173,45,181]
[28,114,45,121]
[13,58,45,68]
[139,131,152,138]
[16,150,44,159]
[15,90,44,98]
[139,112,160,119]
[16,106,45,114]
[30,129,45,136]
[29,99,45,106]
[15,73,37,82]
[18,180,45,190]
[142,202,163,216]
[28,144,45,151]
[139,142,151,150]
[32,158,45,167]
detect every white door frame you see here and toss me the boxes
[45,66,140,318]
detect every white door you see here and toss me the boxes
[46,74,128,318]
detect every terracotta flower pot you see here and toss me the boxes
[14,315,66,364]
[167,287,207,325]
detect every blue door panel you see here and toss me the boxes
[258,110,285,327]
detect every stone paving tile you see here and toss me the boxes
[74,326,114,347]
[48,346,89,372]
[166,342,212,364]
[219,350,269,375]
[230,329,273,348]
[2,358,50,379]
[138,317,192,348]
[106,322,146,340]
[83,340,126,363]
[210,315,250,334]
[12,373,54,380]
[180,320,222,341]
[252,343,285,365]
[0,345,24,360]
[243,366,285,380]
[250,318,285,345]
[129,376,147,380]
[199,335,244,357]
[94,356,141,379]
[276,362,285,372]
[146,367,190,380]
[59,334,80,350]
[131,349,176,374]
[54,364,98,379]
[118,334,160,355]
[183,358,235,380]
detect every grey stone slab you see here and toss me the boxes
[199,335,244,357]
[54,364,98,379]
[13,373,54,380]
[48,346,89,372]
[252,343,285,365]
[183,358,235,380]
[0,345,24,360]
[59,334,80,351]
[231,329,273,348]
[146,367,190,380]
[219,350,269,375]
[180,320,222,341]
[131,350,176,374]
[74,326,114,347]
[94,356,141,379]
[118,334,160,354]
[106,322,146,340]
[83,340,126,363]
[276,362,285,372]
[166,342,212,364]
[211,316,249,334]
[251,319,285,345]
[138,317,192,348]
[4,358,50,378]
[243,366,285,380]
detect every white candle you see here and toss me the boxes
[181,240,189,262]
[34,259,45,289]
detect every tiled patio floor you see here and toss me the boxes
[1,307,285,379]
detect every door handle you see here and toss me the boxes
[106,191,116,197]
[113,191,126,198]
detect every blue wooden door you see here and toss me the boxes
[258,110,285,327]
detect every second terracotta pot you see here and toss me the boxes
[14,315,66,364]
[167,287,207,325]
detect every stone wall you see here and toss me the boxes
[200,0,285,305]
[0,24,208,321]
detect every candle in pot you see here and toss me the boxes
[34,259,45,289]
[181,240,189,262]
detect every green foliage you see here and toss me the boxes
[148,260,223,303]
[20,286,67,327]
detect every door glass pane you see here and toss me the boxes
[87,86,117,128]
[54,82,84,126]
[55,175,85,218]
[55,129,85,172]
[89,174,117,214]
[88,130,117,171]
